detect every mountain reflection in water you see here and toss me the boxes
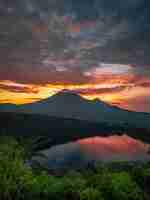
[31,135,150,170]
[78,135,150,161]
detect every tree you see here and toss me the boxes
[80,188,104,200]
[110,172,144,200]
[0,137,33,200]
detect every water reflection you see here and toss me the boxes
[78,135,150,161]
[31,135,150,170]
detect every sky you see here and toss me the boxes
[0,0,150,112]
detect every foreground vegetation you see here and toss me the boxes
[0,137,150,200]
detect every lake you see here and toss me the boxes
[31,134,150,170]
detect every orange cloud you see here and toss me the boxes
[0,71,150,112]
[0,80,39,94]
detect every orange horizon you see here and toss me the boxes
[0,78,150,112]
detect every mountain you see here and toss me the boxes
[0,103,18,111]
[0,90,150,129]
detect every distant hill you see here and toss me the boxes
[0,90,150,129]
[0,111,150,149]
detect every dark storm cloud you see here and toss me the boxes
[0,63,91,84]
[0,0,150,21]
[0,0,150,83]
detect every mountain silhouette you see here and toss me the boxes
[0,90,150,128]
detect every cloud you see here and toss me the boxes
[0,81,39,93]
[68,85,130,96]
[138,82,150,88]
[115,95,150,112]
[84,64,133,76]
[0,0,150,112]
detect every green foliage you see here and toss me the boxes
[141,168,150,193]
[110,172,144,200]
[22,172,57,200]
[0,137,33,200]
[142,168,150,177]
[131,167,145,187]
[0,136,149,200]
[47,171,86,200]
[91,172,113,200]
[80,188,104,200]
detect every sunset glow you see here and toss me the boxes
[0,16,150,112]
[78,135,150,160]
[0,69,150,112]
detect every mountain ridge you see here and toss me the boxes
[0,90,150,128]
[0,90,149,114]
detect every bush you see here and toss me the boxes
[22,172,57,200]
[110,172,144,200]
[0,137,149,200]
[0,137,33,200]
[131,167,145,187]
[142,168,150,194]
[48,173,86,200]
[80,188,104,200]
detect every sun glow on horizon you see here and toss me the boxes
[0,71,150,112]
[0,78,131,103]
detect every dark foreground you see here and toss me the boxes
[0,136,150,200]
[1,112,150,148]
